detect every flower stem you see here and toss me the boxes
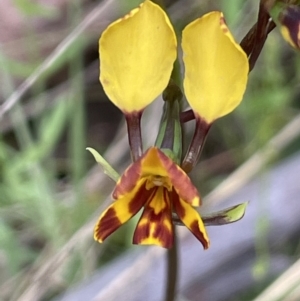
[240,2,276,71]
[125,111,143,162]
[180,109,195,123]
[181,116,210,173]
[165,232,178,301]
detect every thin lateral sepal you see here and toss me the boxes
[172,202,248,227]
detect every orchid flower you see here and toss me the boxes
[88,0,249,249]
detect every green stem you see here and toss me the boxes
[155,80,183,164]
[165,232,178,301]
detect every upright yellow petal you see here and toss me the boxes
[140,147,170,178]
[182,11,249,123]
[99,0,177,113]
[141,147,201,206]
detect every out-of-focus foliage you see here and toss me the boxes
[0,0,299,300]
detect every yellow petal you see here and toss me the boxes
[173,196,209,249]
[99,0,177,113]
[140,147,171,178]
[182,11,249,123]
[94,178,147,242]
[141,147,201,206]
[112,154,143,199]
[133,187,174,248]
[112,146,172,200]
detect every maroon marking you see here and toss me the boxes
[190,220,209,249]
[153,223,174,249]
[101,78,110,85]
[128,182,154,214]
[172,191,185,219]
[133,223,150,244]
[112,156,142,199]
[173,196,209,249]
[133,188,174,248]
[156,148,201,205]
[219,16,229,33]
[95,207,121,241]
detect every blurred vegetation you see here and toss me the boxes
[0,0,299,300]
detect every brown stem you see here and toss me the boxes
[240,23,257,57]
[180,109,195,123]
[240,1,276,71]
[250,3,276,71]
[165,231,178,301]
[125,111,143,162]
[181,116,210,173]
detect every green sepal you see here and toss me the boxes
[155,81,183,165]
[202,202,248,226]
[160,148,177,163]
[172,202,248,226]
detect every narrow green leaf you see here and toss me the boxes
[86,148,119,182]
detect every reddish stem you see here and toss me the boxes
[181,116,210,173]
[180,109,195,123]
[125,111,143,162]
[240,2,276,71]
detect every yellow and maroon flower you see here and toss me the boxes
[91,1,250,249]
[94,147,209,249]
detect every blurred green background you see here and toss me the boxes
[0,0,299,300]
